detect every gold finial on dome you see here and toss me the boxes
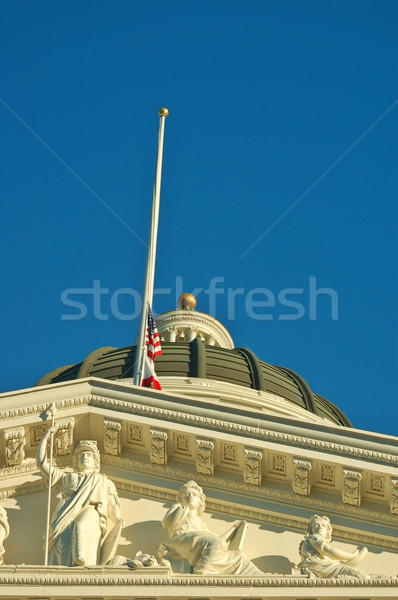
[159,107,169,117]
[178,293,197,310]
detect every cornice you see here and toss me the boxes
[91,395,398,466]
[0,568,396,587]
[0,393,396,467]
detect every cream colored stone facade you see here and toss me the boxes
[0,371,396,598]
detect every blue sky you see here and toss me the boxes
[0,1,397,435]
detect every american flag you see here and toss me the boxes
[142,305,162,390]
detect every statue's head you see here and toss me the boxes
[73,440,101,473]
[306,514,332,541]
[178,480,206,514]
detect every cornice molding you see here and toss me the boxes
[91,395,398,466]
[0,394,396,467]
[0,569,395,587]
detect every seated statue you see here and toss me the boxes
[158,480,262,575]
[37,428,122,566]
[298,514,370,579]
[0,506,9,564]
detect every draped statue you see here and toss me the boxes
[0,506,9,564]
[158,480,262,575]
[298,515,370,579]
[37,428,122,566]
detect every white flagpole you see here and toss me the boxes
[133,108,169,386]
[44,402,56,566]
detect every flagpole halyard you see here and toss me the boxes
[133,108,169,386]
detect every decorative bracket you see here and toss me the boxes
[54,418,74,456]
[390,478,398,515]
[196,439,215,475]
[3,427,25,467]
[292,459,312,496]
[244,448,263,485]
[150,429,168,466]
[342,469,362,506]
[104,420,122,456]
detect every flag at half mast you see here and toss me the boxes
[142,305,162,390]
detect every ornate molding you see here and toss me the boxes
[0,569,395,587]
[150,429,168,466]
[292,459,311,496]
[0,394,396,466]
[244,449,262,485]
[101,455,398,550]
[89,396,398,466]
[0,458,37,478]
[196,439,215,475]
[342,469,362,507]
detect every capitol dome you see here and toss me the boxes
[35,302,351,428]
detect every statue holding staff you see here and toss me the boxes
[37,427,122,566]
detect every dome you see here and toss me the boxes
[35,338,351,428]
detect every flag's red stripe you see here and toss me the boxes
[142,375,162,390]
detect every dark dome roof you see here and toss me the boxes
[35,339,351,427]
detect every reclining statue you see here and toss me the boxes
[298,514,370,579]
[158,480,262,575]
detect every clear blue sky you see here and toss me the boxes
[1,1,397,435]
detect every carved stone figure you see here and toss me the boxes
[0,506,9,564]
[109,551,161,569]
[298,514,370,579]
[158,480,262,575]
[37,428,122,566]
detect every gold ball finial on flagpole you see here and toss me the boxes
[159,107,169,117]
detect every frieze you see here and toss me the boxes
[101,455,398,549]
[100,455,397,525]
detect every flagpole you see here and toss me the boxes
[44,402,56,566]
[133,108,169,386]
